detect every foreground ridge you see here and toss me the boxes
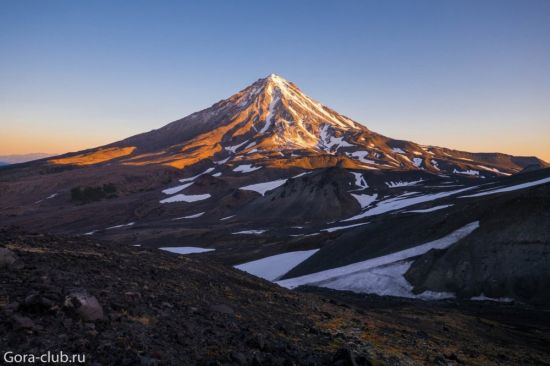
[1,228,549,365]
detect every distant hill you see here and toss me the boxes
[0,153,53,165]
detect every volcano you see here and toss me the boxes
[45,73,546,174]
[1,74,550,304]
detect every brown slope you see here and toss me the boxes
[2,228,549,365]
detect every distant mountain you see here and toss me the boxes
[1,74,549,304]
[0,152,53,166]
[45,74,547,175]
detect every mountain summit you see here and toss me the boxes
[46,74,546,175]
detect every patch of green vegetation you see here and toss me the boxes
[70,183,117,204]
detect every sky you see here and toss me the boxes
[1,0,549,161]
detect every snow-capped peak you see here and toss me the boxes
[78,74,542,176]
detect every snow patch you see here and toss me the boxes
[214,157,230,165]
[386,179,423,188]
[259,93,279,134]
[235,249,319,281]
[314,260,455,300]
[453,169,479,176]
[292,172,310,178]
[160,193,211,204]
[225,140,249,153]
[162,182,194,195]
[232,229,267,235]
[179,168,215,183]
[322,222,368,232]
[477,165,511,176]
[35,192,59,204]
[348,151,374,164]
[470,293,513,302]
[159,247,215,255]
[351,193,378,209]
[319,125,353,152]
[277,221,479,298]
[350,172,368,189]
[172,212,205,220]
[405,204,453,213]
[240,179,287,196]
[233,164,262,173]
[460,176,550,198]
[106,222,135,230]
[344,186,476,221]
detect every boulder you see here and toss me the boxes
[209,303,234,315]
[64,290,104,321]
[12,314,35,330]
[0,247,17,269]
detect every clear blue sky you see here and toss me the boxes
[1,0,549,160]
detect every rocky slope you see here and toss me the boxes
[1,228,550,365]
[276,169,550,305]
[405,179,550,304]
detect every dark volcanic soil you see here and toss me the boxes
[299,287,550,366]
[1,228,550,365]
